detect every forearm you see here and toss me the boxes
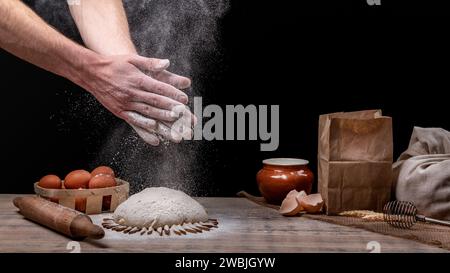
[67,0,193,144]
[0,0,101,86]
[68,0,136,55]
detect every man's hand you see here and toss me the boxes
[79,54,194,145]
[68,0,196,146]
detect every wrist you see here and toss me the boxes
[63,46,107,93]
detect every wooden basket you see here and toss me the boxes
[34,179,129,215]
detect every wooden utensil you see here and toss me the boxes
[13,196,104,240]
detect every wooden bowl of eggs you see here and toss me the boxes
[34,166,129,215]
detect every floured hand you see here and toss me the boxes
[80,54,195,145]
[127,108,196,146]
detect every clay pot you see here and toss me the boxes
[256,158,314,205]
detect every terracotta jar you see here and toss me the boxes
[256,158,314,205]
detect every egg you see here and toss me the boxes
[75,196,86,212]
[88,174,116,189]
[38,175,62,203]
[89,174,117,211]
[38,174,62,189]
[64,170,91,189]
[91,166,115,178]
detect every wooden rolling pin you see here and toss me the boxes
[13,196,104,240]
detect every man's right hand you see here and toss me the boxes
[78,54,195,146]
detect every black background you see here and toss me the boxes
[1,0,449,195]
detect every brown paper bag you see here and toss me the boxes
[318,110,393,215]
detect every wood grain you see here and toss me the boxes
[0,194,447,253]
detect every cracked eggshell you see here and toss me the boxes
[299,193,324,214]
[279,194,302,216]
[279,196,301,216]
[286,189,299,199]
[295,191,308,211]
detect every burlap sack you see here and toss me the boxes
[318,110,393,215]
[393,127,450,221]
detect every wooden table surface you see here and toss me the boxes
[0,194,447,253]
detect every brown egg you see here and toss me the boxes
[89,174,116,189]
[91,166,115,178]
[75,195,86,212]
[38,175,62,203]
[64,170,91,189]
[38,174,62,189]
[89,174,117,211]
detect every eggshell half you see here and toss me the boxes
[299,193,324,214]
[279,195,302,216]
[295,191,308,211]
[286,189,299,199]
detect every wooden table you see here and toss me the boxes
[0,194,447,253]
